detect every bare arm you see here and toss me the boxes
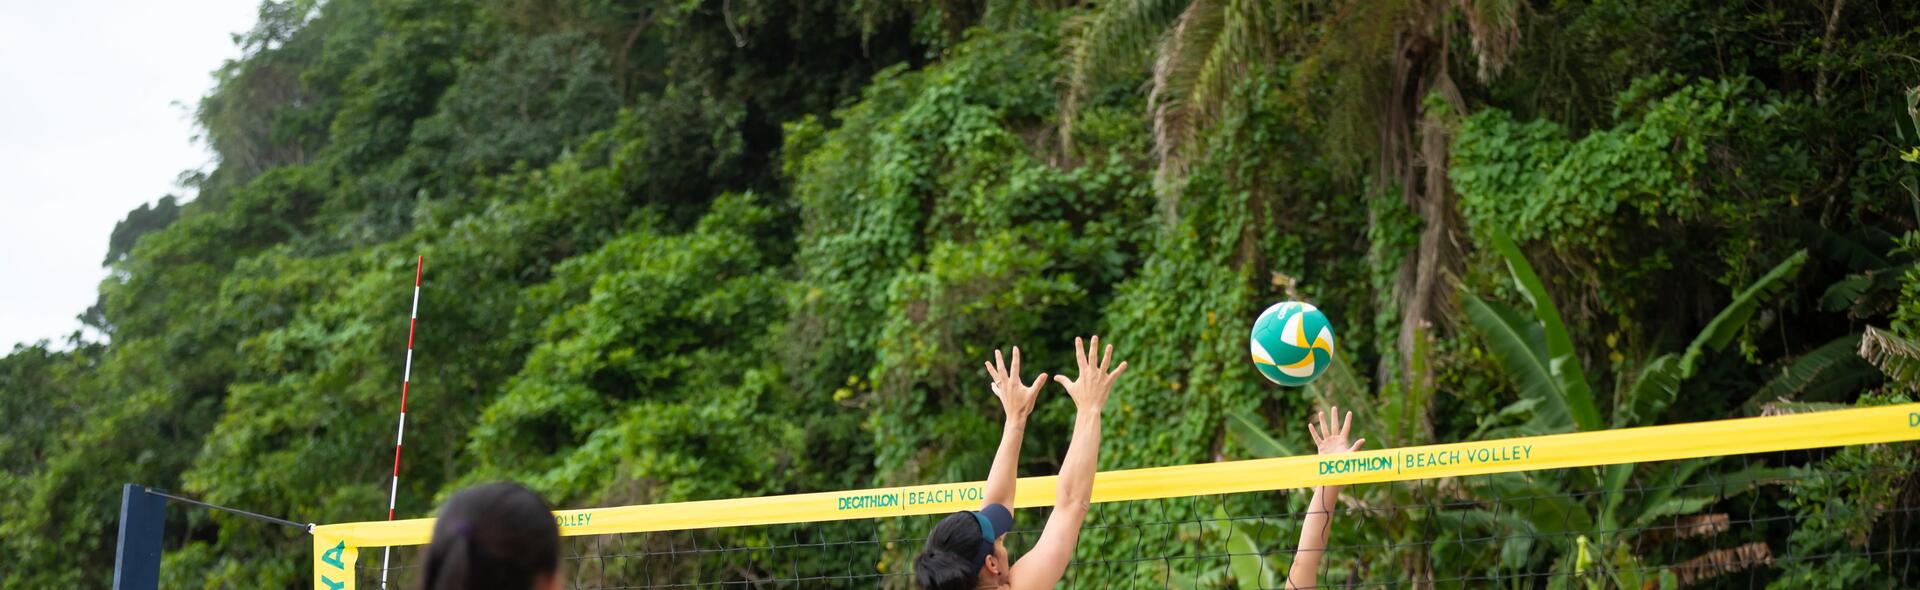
[983,347,1045,508]
[1011,336,1126,590]
[1285,406,1365,590]
[1286,485,1343,589]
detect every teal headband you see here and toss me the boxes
[970,511,996,565]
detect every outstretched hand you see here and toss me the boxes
[986,347,1047,423]
[1308,405,1365,455]
[1053,336,1128,413]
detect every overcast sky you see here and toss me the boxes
[1,0,260,350]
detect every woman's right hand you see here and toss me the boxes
[1308,405,1365,455]
[987,347,1046,424]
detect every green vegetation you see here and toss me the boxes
[3,0,1919,587]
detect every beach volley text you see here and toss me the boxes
[1318,444,1534,476]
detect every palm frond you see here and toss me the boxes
[1182,0,1277,140]
[1466,471,1592,535]
[1757,401,1853,416]
[1629,464,1789,530]
[1058,0,1190,151]
[1462,292,1578,432]
[1436,507,1544,536]
[1437,507,1547,571]
[1907,84,1920,143]
[1739,334,1871,415]
[1145,0,1224,220]
[1632,495,1719,531]
[1597,462,1633,532]
[1615,354,1680,428]
[1224,514,1268,590]
[1223,409,1296,459]
[1678,250,1809,378]
[1621,459,1710,530]
[1487,230,1601,431]
[1801,221,1896,270]
[1144,0,1285,221]
[1305,345,1368,406]
[1820,263,1911,318]
[1860,325,1920,392]
[1456,0,1521,80]
[1820,274,1872,312]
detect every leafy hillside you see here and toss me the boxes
[3,0,1919,587]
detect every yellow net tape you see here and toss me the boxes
[314,403,1920,589]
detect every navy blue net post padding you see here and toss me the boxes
[361,445,1920,589]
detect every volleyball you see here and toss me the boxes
[1249,301,1335,386]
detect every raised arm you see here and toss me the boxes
[1285,406,1365,590]
[983,347,1046,508]
[1010,336,1126,590]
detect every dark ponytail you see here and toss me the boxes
[416,482,560,590]
[915,512,987,590]
[424,530,473,589]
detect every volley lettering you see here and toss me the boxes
[1910,412,1918,427]
[556,512,592,527]
[1464,444,1532,465]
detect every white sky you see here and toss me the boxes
[0,0,260,350]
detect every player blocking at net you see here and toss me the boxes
[914,336,1125,590]
[912,336,1366,590]
[1290,405,1366,588]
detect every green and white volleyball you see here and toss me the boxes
[1249,301,1336,386]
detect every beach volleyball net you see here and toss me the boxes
[318,404,1920,589]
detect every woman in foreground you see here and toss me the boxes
[415,481,563,590]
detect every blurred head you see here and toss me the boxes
[915,505,1013,589]
[416,482,562,590]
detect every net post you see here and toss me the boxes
[113,483,165,590]
[380,254,425,588]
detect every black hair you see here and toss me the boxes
[415,482,561,590]
[915,511,987,590]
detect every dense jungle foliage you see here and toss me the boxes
[4,0,1920,587]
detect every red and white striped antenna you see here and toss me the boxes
[380,255,424,589]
